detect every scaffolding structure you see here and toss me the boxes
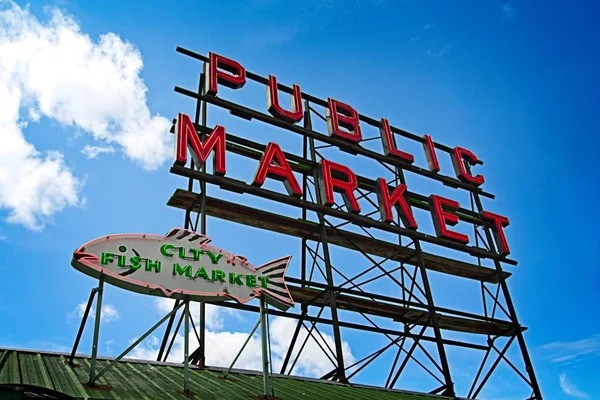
[156,47,542,399]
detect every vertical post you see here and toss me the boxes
[395,167,454,396]
[198,302,206,367]
[470,199,543,399]
[463,162,542,399]
[184,298,190,393]
[305,101,347,382]
[414,242,455,396]
[260,296,269,397]
[88,275,104,385]
[69,288,97,364]
[197,70,208,369]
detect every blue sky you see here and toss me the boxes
[0,0,598,399]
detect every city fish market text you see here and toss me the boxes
[174,53,511,256]
[71,228,294,310]
[99,244,271,289]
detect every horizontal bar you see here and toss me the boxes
[289,286,519,336]
[174,85,495,199]
[205,300,489,351]
[168,190,511,282]
[175,46,484,165]
[170,166,516,265]
[176,121,483,226]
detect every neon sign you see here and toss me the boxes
[174,52,512,255]
[71,228,294,310]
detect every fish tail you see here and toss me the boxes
[257,256,294,310]
[165,228,211,246]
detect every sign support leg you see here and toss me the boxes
[184,298,190,393]
[88,275,104,385]
[69,287,97,365]
[90,301,185,382]
[260,295,270,397]
[223,317,261,378]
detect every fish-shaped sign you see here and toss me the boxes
[72,228,295,310]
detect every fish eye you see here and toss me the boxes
[119,246,127,252]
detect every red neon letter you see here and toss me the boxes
[252,142,302,197]
[204,52,246,95]
[429,195,469,244]
[267,75,303,123]
[481,211,511,255]
[379,118,414,164]
[376,178,418,229]
[175,113,226,176]
[326,98,362,143]
[422,134,440,173]
[319,159,361,213]
[451,147,485,186]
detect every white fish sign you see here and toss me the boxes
[71,228,294,310]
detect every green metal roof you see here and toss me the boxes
[0,348,451,400]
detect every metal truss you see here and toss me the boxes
[155,47,543,399]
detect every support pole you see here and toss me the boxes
[88,275,104,385]
[184,299,190,393]
[305,101,346,382]
[156,299,181,362]
[224,317,261,378]
[69,288,97,364]
[465,162,542,399]
[91,300,185,383]
[260,296,270,397]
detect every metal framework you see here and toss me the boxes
[155,47,542,399]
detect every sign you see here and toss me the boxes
[173,52,512,257]
[71,228,294,310]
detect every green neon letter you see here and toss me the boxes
[146,259,161,273]
[160,244,175,257]
[173,263,192,277]
[212,269,226,282]
[129,256,141,270]
[194,267,210,280]
[206,251,223,264]
[189,248,203,261]
[100,253,114,265]
[117,255,126,268]
[229,273,243,285]
[259,277,270,288]
[246,275,257,287]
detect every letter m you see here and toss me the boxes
[175,113,227,176]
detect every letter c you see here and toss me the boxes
[160,244,175,257]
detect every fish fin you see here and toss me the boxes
[257,256,294,311]
[165,228,211,245]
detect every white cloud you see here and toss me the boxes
[0,2,171,229]
[154,298,232,331]
[539,334,600,364]
[131,300,355,378]
[100,304,120,322]
[559,373,589,399]
[69,301,120,323]
[81,145,115,159]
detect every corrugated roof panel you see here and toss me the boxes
[196,369,257,399]
[160,365,218,399]
[43,354,90,399]
[124,361,185,400]
[98,359,153,400]
[19,352,54,390]
[0,351,20,385]
[0,349,450,400]
[72,357,122,400]
[200,370,249,397]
